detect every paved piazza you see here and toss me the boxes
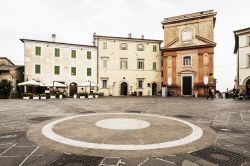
[0,97,250,165]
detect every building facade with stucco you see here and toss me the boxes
[20,36,97,96]
[234,27,250,96]
[161,10,217,96]
[0,57,24,97]
[93,34,162,96]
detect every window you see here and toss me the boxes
[71,50,76,58]
[137,44,144,51]
[248,54,250,67]
[137,59,144,70]
[153,62,156,70]
[103,59,107,69]
[138,80,143,88]
[71,67,76,76]
[87,68,91,76]
[153,45,157,52]
[120,58,128,69]
[54,66,60,75]
[102,80,107,88]
[183,56,192,66]
[87,51,91,59]
[35,64,41,74]
[103,42,107,49]
[120,43,128,50]
[35,46,41,56]
[181,29,193,41]
[55,48,60,57]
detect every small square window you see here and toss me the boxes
[120,43,128,50]
[54,66,60,75]
[153,62,156,70]
[87,68,91,76]
[71,50,76,58]
[153,45,157,52]
[87,51,91,59]
[55,48,60,57]
[138,80,143,88]
[137,44,144,51]
[35,46,41,56]
[103,42,107,49]
[71,67,76,75]
[35,64,41,74]
[137,59,144,70]
[102,80,107,88]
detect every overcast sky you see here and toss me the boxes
[0,0,249,91]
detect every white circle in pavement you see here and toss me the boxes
[42,113,203,151]
[95,118,150,130]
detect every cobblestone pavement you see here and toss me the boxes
[0,97,249,166]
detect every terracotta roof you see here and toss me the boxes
[20,39,96,48]
[0,57,15,66]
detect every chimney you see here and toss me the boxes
[52,34,56,42]
[93,32,96,36]
[128,33,132,38]
[141,35,144,39]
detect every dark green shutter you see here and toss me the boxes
[54,66,60,74]
[55,48,60,57]
[71,50,76,58]
[87,68,91,76]
[35,47,41,55]
[87,51,91,59]
[71,67,76,75]
[35,65,41,74]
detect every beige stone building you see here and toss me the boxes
[20,36,97,96]
[161,10,217,96]
[93,34,162,96]
[234,27,250,96]
[0,57,24,96]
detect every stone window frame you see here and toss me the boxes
[137,59,145,70]
[182,56,192,67]
[120,58,128,70]
[101,78,108,89]
[136,78,145,89]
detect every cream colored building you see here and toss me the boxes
[234,27,250,96]
[20,36,97,96]
[93,34,162,96]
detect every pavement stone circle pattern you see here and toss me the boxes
[0,97,249,165]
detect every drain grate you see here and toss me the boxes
[175,115,193,119]
[127,110,142,113]
[29,116,56,123]
[47,153,103,166]
[191,146,249,166]
[80,111,96,114]
[0,131,26,142]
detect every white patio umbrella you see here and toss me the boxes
[42,81,67,87]
[18,80,42,93]
[18,80,42,86]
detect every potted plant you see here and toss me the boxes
[40,94,47,99]
[94,93,99,98]
[59,93,63,99]
[32,94,39,100]
[73,93,78,99]
[50,92,56,99]
[22,93,30,100]
[79,93,86,99]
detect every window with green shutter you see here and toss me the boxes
[87,68,91,76]
[54,66,60,75]
[87,51,91,59]
[153,45,157,52]
[35,46,41,56]
[153,62,156,70]
[103,42,107,49]
[137,44,144,51]
[35,64,41,74]
[55,48,60,57]
[71,50,76,58]
[71,67,76,75]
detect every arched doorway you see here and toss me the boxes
[246,79,250,97]
[152,83,157,96]
[120,82,128,96]
[69,82,77,96]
